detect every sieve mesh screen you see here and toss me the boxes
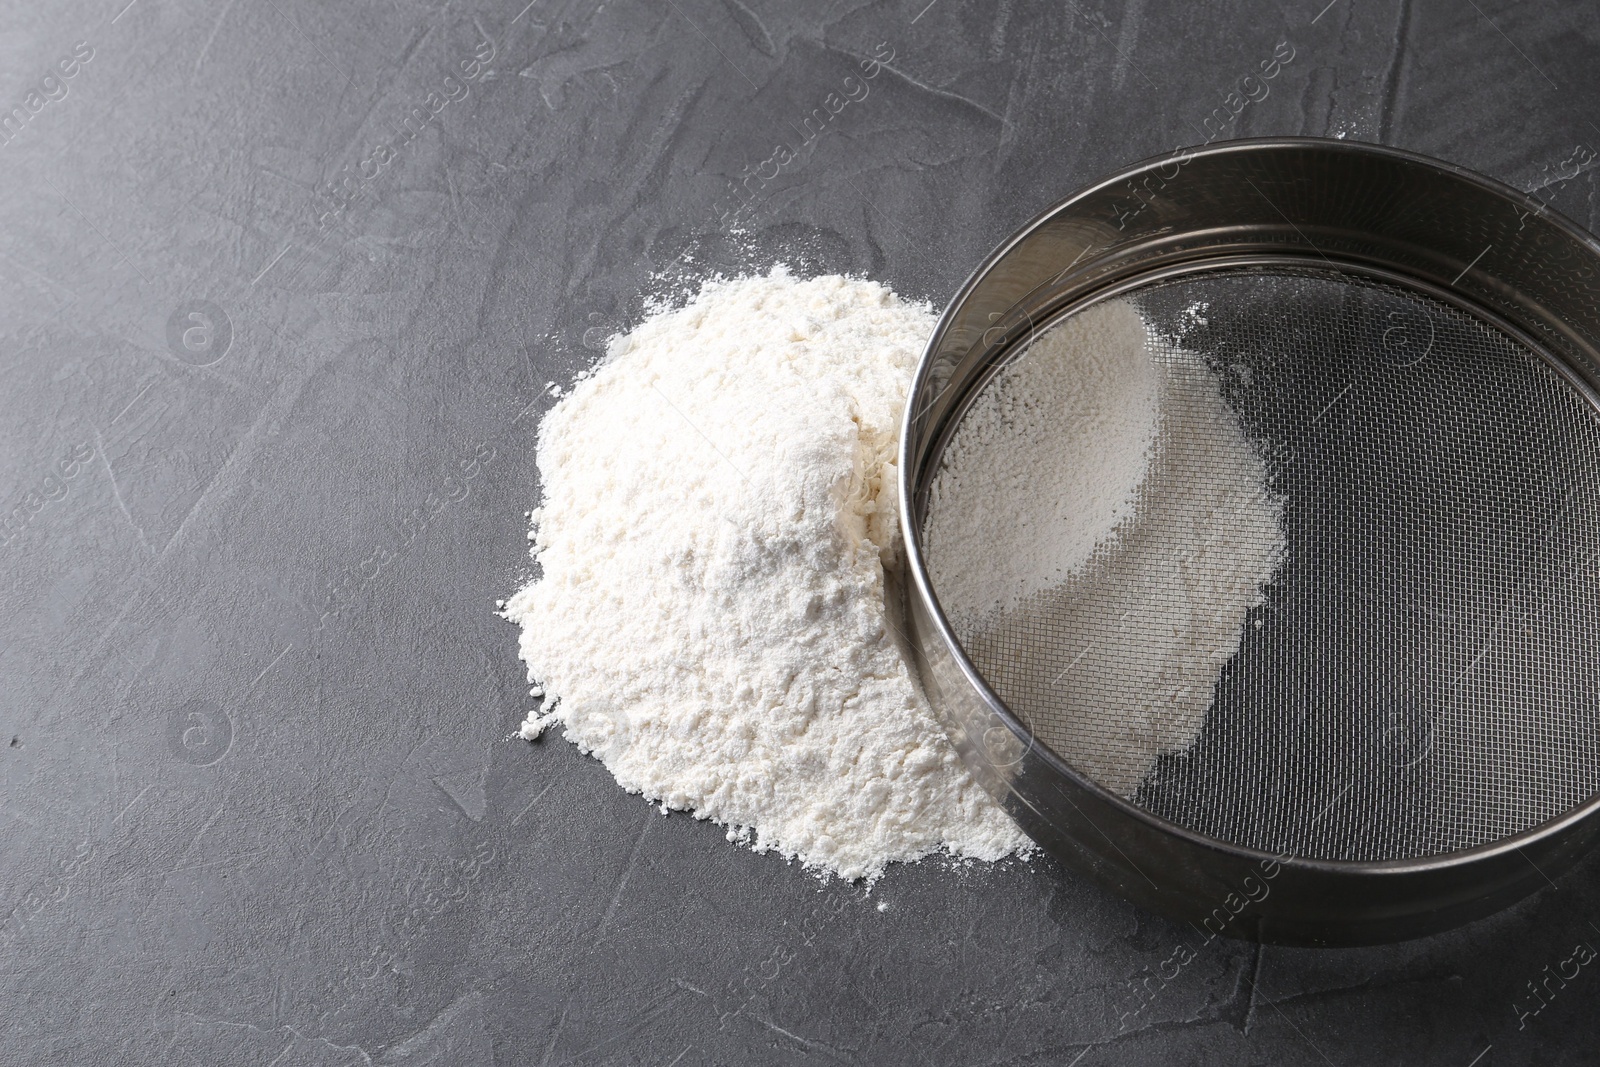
[923,268,1600,863]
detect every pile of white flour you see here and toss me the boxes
[924,299,1285,797]
[505,268,1029,881]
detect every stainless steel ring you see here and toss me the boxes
[897,137,1600,946]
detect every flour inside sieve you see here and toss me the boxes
[922,296,1286,797]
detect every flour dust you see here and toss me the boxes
[504,268,1030,882]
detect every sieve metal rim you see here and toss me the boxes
[897,137,1600,943]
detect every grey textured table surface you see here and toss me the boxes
[3,0,1600,1063]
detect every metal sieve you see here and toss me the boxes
[898,138,1600,946]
